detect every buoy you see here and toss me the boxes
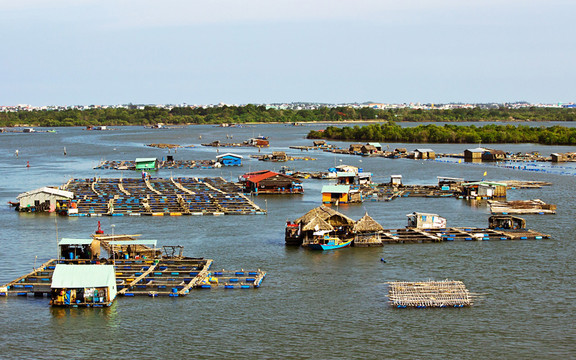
[380,258,386,263]
[26,161,30,168]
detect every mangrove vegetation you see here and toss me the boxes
[306,122,576,145]
[1,105,576,128]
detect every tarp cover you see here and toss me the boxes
[51,265,116,289]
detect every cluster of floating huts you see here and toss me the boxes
[285,205,550,249]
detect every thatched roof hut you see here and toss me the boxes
[353,213,384,233]
[295,205,355,227]
[301,216,334,232]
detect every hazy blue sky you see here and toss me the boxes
[1,0,573,106]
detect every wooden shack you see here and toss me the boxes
[488,215,526,230]
[464,147,485,161]
[390,175,402,186]
[361,144,378,155]
[313,140,327,147]
[50,265,117,307]
[462,181,507,199]
[482,149,507,161]
[17,187,74,212]
[322,185,351,204]
[216,153,243,166]
[352,212,384,247]
[349,144,363,153]
[135,158,158,170]
[413,148,436,159]
[241,170,303,194]
[368,142,383,152]
[551,153,564,162]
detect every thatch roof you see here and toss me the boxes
[301,216,334,232]
[295,205,355,227]
[353,212,384,233]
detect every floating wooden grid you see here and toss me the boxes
[387,280,473,308]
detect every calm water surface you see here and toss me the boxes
[0,124,574,359]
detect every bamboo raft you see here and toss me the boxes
[387,280,473,308]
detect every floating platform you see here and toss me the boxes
[379,227,550,243]
[95,160,216,170]
[0,258,266,298]
[488,199,557,215]
[387,280,473,308]
[59,177,265,216]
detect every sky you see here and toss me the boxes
[0,0,574,106]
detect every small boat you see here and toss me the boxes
[307,236,353,251]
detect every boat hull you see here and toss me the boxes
[307,240,352,251]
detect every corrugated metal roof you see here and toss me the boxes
[17,187,74,200]
[414,148,435,152]
[59,238,93,246]
[51,265,115,288]
[135,158,157,163]
[368,142,381,147]
[322,185,350,194]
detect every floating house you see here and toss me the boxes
[246,136,269,147]
[406,212,447,229]
[462,181,507,199]
[216,153,243,166]
[285,205,356,246]
[412,148,436,160]
[50,264,117,307]
[352,212,385,247]
[336,172,372,186]
[16,187,74,212]
[488,215,526,230]
[349,144,363,154]
[464,148,507,161]
[240,170,303,194]
[321,185,362,204]
[135,158,159,171]
[390,175,403,186]
[360,144,378,155]
[58,238,100,260]
[481,149,507,161]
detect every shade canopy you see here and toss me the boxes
[51,265,115,289]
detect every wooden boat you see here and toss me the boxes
[307,237,352,251]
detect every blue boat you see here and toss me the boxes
[307,237,353,251]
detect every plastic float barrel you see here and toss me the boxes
[235,272,244,276]
[224,285,235,289]
[240,285,250,289]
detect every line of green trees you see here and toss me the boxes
[0,105,575,127]
[306,122,576,145]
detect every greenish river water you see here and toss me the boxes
[0,124,574,359]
